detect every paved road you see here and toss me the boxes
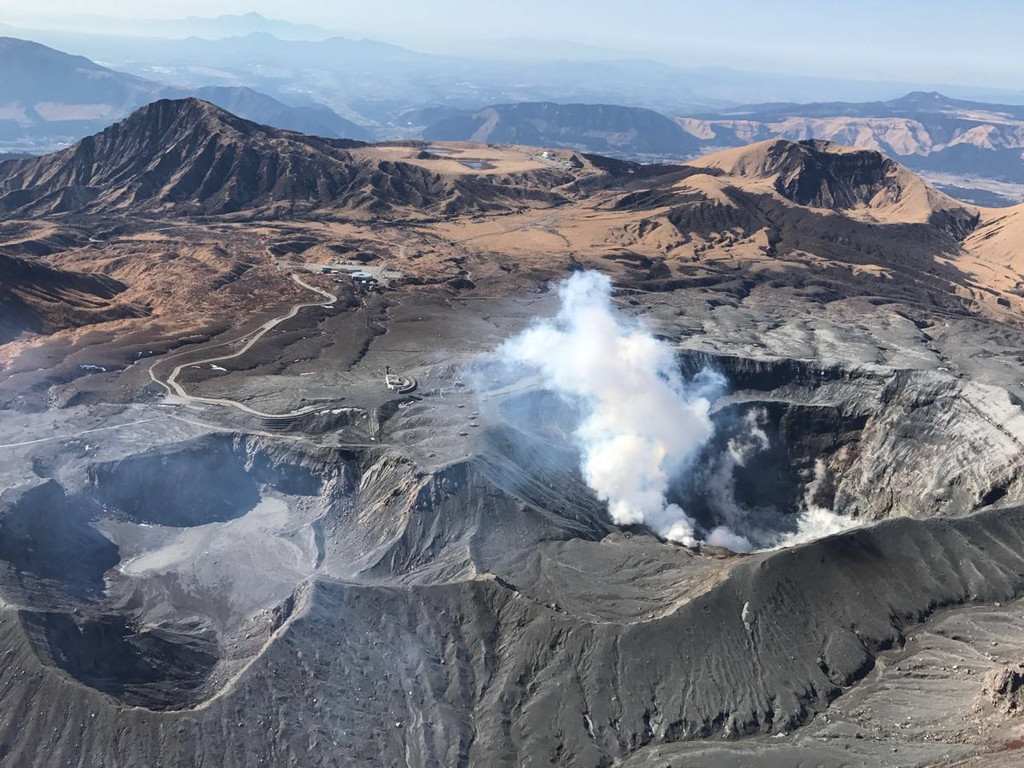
[149,274,339,418]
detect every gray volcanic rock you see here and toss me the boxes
[5,293,1024,766]
[4,406,1024,765]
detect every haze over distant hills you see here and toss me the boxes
[5,29,1023,206]
[0,37,369,151]
[0,11,340,41]
[122,11,338,41]
[7,12,1024,122]
[423,103,701,157]
[681,92,1024,205]
[0,36,156,148]
[419,93,1024,205]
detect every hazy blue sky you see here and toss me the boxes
[2,0,1022,87]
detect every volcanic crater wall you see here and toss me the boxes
[679,352,1024,524]
[3,349,1024,764]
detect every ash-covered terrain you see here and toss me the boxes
[3,99,1024,767]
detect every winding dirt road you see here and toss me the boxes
[149,274,338,418]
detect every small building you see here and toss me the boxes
[351,270,378,288]
[385,373,417,394]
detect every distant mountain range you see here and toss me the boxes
[136,12,338,41]
[422,103,701,157]
[3,12,341,42]
[24,21,1024,126]
[5,94,1021,365]
[1,94,1008,345]
[0,37,369,152]
[679,92,1024,204]
[419,92,1024,206]
[4,34,1024,207]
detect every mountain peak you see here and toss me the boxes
[0,98,332,216]
[888,90,965,111]
[87,97,254,158]
[692,137,884,180]
[131,97,232,123]
[690,138,976,228]
[0,99,541,219]
[903,90,946,100]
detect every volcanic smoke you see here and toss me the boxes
[499,270,740,547]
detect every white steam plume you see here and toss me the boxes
[698,410,858,551]
[775,459,858,548]
[700,409,772,554]
[499,270,731,546]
